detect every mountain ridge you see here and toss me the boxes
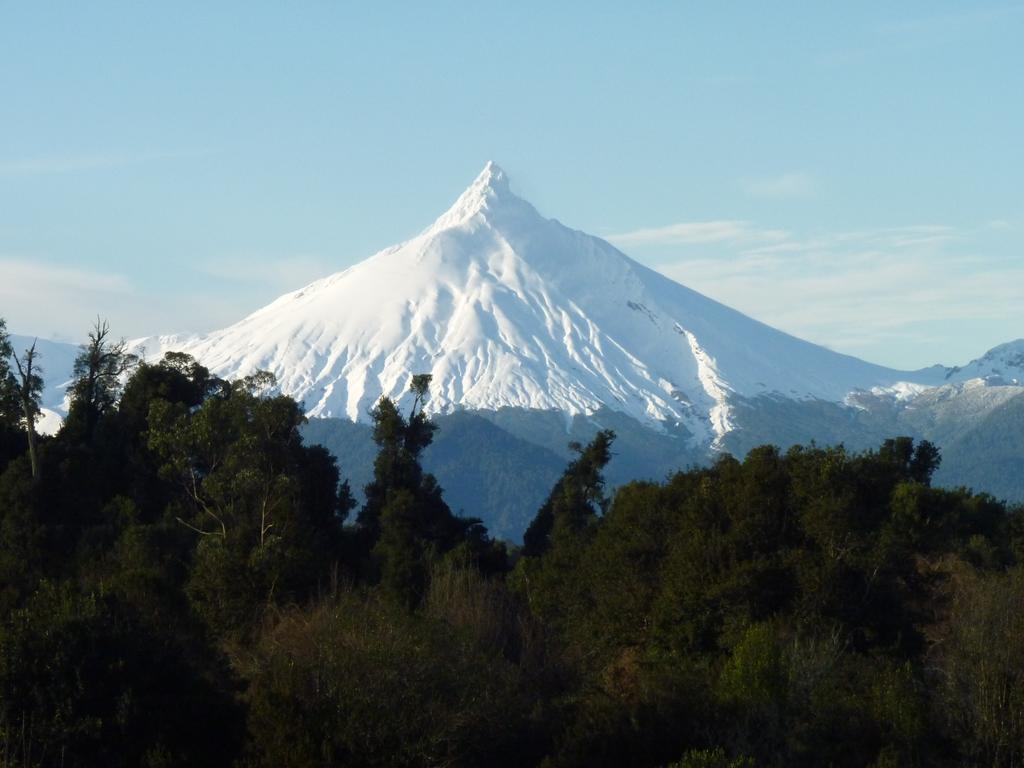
[9,164,1023,536]
[130,162,954,448]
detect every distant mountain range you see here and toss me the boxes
[14,163,1024,539]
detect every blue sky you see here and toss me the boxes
[1,2,1021,368]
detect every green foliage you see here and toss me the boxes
[514,430,615,642]
[0,324,1021,768]
[359,387,440,540]
[65,319,139,444]
[522,429,614,558]
[0,460,44,610]
[936,567,1024,767]
[878,436,941,486]
[375,488,428,607]
[6,338,43,480]
[148,370,347,638]
[6,344,42,431]
[717,624,788,714]
[0,320,20,431]
[512,436,1019,765]
[667,748,755,768]
[361,375,502,607]
[243,586,540,768]
[0,581,241,767]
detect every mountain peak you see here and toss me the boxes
[136,162,959,444]
[427,161,529,233]
[947,337,1024,385]
[476,160,509,191]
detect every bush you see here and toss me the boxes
[244,588,542,767]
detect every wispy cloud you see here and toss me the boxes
[987,219,1014,232]
[0,259,133,294]
[742,172,816,200]
[196,254,334,289]
[616,219,1022,368]
[0,154,133,176]
[830,224,958,248]
[0,256,246,342]
[607,220,789,247]
[0,149,209,177]
[0,258,135,339]
[878,6,1023,40]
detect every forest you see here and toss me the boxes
[1,317,1024,768]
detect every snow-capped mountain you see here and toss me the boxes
[137,162,950,447]
[945,340,1024,386]
[8,334,79,435]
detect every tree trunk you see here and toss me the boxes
[22,397,40,480]
[12,342,42,481]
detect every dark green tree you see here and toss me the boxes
[10,338,43,479]
[0,319,28,471]
[358,374,440,541]
[514,430,615,640]
[0,319,19,426]
[0,581,243,767]
[244,590,538,768]
[360,375,494,607]
[148,370,350,638]
[65,318,139,444]
[521,429,615,558]
[879,436,941,486]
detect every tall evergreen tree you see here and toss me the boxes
[358,374,440,541]
[0,319,26,472]
[515,430,615,634]
[359,375,492,606]
[521,429,615,558]
[66,318,138,443]
[0,319,19,427]
[9,339,43,480]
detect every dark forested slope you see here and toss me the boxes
[3,318,1024,767]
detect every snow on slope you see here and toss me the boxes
[137,163,947,446]
[945,339,1024,386]
[8,334,79,435]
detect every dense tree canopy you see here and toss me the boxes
[2,314,1024,767]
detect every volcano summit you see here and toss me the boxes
[139,162,950,448]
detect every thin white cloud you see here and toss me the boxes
[0,258,135,339]
[621,219,1022,368]
[197,254,334,288]
[607,220,789,247]
[742,172,816,200]
[0,257,246,341]
[831,225,958,248]
[0,259,133,294]
[0,154,134,176]
[987,219,1014,231]
[0,149,210,177]
[879,7,1022,39]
